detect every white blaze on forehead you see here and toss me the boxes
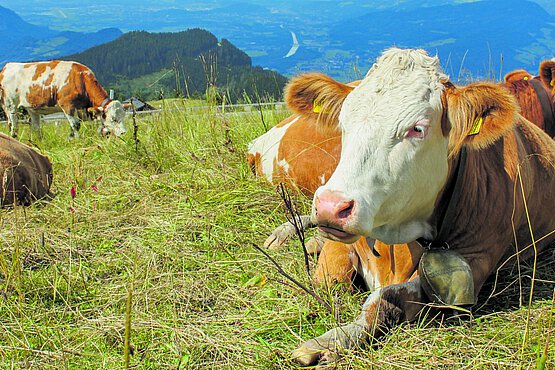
[247,116,299,182]
[317,48,450,244]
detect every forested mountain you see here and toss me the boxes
[63,29,287,102]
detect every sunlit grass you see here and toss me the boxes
[0,103,553,369]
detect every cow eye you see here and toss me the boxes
[413,126,424,133]
[405,120,429,139]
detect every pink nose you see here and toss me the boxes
[314,190,355,227]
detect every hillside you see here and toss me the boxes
[62,29,288,103]
[0,5,122,66]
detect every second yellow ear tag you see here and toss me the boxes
[468,117,483,136]
[313,102,324,113]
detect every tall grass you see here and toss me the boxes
[0,103,553,369]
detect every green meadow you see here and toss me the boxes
[0,101,553,369]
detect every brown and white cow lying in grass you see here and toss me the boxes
[249,59,555,292]
[0,60,127,138]
[280,48,554,365]
[0,133,53,206]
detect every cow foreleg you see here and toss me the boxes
[292,278,426,365]
[29,111,42,138]
[7,110,18,138]
[62,109,81,138]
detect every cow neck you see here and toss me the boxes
[417,147,468,250]
[529,78,555,138]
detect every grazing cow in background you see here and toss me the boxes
[0,60,127,138]
[0,133,53,206]
[284,48,554,365]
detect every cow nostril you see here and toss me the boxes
[338,200,355,220]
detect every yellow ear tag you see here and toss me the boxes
[523,76,529,80]
[313,101,331,114]
[468,117,483,136]
[550,80,554,87]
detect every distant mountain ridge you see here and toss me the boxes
[0,5,122,66]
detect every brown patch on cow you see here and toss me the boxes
[275,120,341,195]
[247,152,263,177]
[56,63,108,112]
[314,238,423,291]
[32,61,60,81]
[445,82,520,156]
[366,241,423,286]
[314,240,358,287]
[26,84,57,109]
[285,73,354,128]
[504,69,533,82]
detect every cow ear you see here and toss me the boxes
[539,60,555,91]
[504,69,533,82]
[445,82,519,155]
[285,73,354,127]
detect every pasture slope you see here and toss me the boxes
[0,100,553,369]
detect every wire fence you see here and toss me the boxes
[0,101,288,125]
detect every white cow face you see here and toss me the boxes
[101,101,127,137]
[283,48,519,246]
[311,49,450,244]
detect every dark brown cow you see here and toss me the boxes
[0,133,53,206]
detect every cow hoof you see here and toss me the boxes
[264,222,296,249]
[292,338,338,366]
[305,236,325,254]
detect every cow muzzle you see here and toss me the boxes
[314,190,359,243]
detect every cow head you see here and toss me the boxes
[504,69,533,83]
[89,100,127,137]
[539,59,555,94]
[286,48,519,244]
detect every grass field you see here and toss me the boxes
[0,102,553,369]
